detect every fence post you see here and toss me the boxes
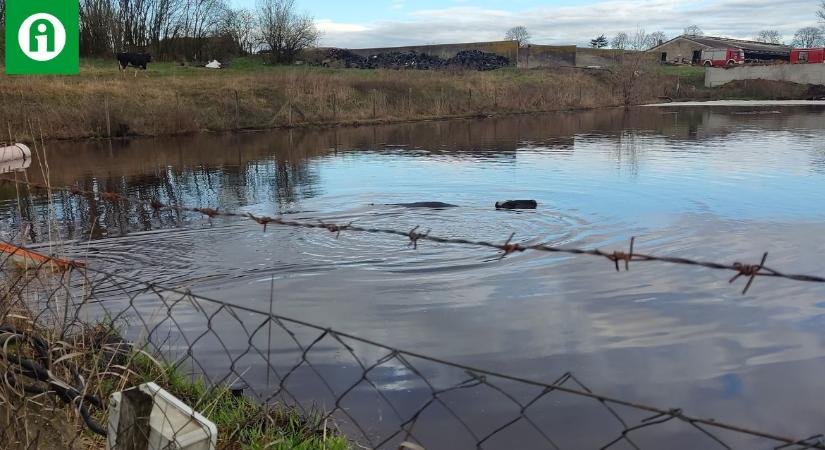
[372,90,377,119]
[468,88,472,112]
[408,88,412,117]
[104,95,111,139]
[234,90,240,130]
[332,92,337,122]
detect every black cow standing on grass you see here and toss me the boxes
[117,52,152,75]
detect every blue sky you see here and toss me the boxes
[231,0,823,48]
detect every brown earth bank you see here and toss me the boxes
[0,58,820,141]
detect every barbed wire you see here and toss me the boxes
[1,246,825,449]
[3,177,825,295]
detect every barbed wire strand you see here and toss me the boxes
[3,177,825,295]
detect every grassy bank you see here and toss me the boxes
[0,57,820,141]
[0,57,628,140]
[1,285,348,449]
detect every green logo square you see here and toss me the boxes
[5,0,79,75]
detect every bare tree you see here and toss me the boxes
[754,30,783,44]
[629,28,655,51]
[80,0,118,56]
[505,26,531,47]
[611,32,629,50]
[179,0,228,59]
[819,0,825,23]
[683,25,703,36]
[649,31,667,46]
[611,53,649,108]
[258,0,320,64]
[792,26,825,48]
[221,8,256,54]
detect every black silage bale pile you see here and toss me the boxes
[363,51,445,70]
[320,47,510,71]
[324,48,366,68]
[447,50,511,71]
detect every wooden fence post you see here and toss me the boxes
[234,90,240,130]
[468,88,472,111]
[104,95,111,139]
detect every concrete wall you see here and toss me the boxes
[348,41,519,65]
[653,39,708,64]
[518,45,576,68]
[576,48,624,67]
[705,64,825,87]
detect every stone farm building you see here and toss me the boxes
[648,35,791,65]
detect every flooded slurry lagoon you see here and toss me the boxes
[4,106,825,447]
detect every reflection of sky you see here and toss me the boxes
[312,128,825,227]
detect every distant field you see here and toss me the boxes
[655,65,707,89]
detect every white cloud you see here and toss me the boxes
[317,0,821,49]
[315,19,369,34]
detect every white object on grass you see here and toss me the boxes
[205,60,222,69]
[106,382,217,450]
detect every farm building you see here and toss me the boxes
[648,35,791,64]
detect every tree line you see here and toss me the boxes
[584,2,825,51]
[78,0,319,61]
[0,0,319,63]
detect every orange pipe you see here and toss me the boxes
[0,242,79,271]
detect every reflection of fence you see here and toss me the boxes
[1,245,825,449]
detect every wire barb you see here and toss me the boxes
[100,192,121,202]
[195,208,221,219]
[407,226,430,249]
[248,213,278,232]
[730,252,768,294]
[499,232,525,260]
[608,237,636,272]
[150,199,165,211]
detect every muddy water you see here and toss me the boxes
[4,106,825,448]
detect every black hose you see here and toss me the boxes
[0,330,107,436]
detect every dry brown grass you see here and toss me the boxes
[0,264,349,450]
[0,61,639,140]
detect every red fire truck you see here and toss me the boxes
[791,48,825,64]
[700,48,745,67]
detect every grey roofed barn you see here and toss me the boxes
[648,35,791,64]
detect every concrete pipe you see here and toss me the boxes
[0,144,32,163]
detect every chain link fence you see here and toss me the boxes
[1,246,824,450]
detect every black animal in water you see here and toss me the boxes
[495,200,538,210]
[117,52,152,70]
[390,202,459,208]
